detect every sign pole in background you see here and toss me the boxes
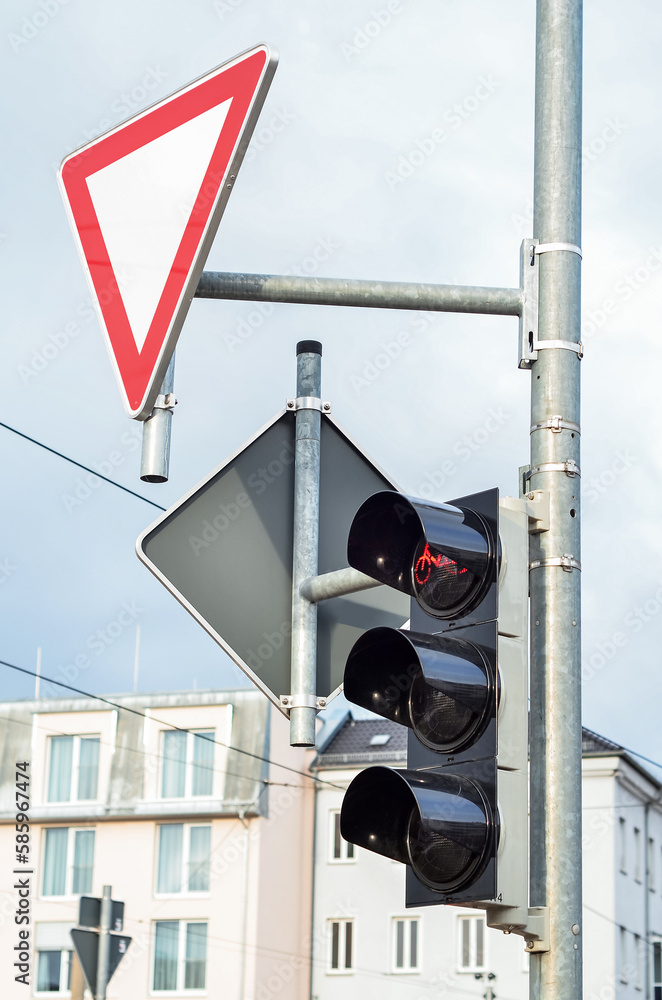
[70,887,131,999]
[289,341,323,747]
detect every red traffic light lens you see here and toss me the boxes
[412,537,481,617]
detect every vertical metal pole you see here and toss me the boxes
[95,885,112,1000]
[140,354,176,483]
[289,340,322,747]
[529,3,583,1000]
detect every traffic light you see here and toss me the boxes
[340,489,528,912]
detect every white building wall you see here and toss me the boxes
[311,770,528,1000]
[313,755,662,1000]
[0,695,312,1000]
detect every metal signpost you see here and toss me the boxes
[137,344,408,720]
[63,2,583,996]
[70,887,131,1000]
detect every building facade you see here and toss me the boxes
[310,714,662,1000]
[0,690,313,1000]
[1,689,661,1000]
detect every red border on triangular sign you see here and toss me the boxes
[58,45,277,418]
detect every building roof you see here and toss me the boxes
[313,714,659,787]
[312,712,407,769]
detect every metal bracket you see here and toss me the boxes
[523,490,550,533]
[530,555,581,573]
[523,460,580,482]
[153,393,177,411]
[535,241,582,258]
[486,904,550,953]
[280,694,327,711]
[530,415,581,435]
[286,396,331,413]
[518,239,539,370]
[519,239,583,368]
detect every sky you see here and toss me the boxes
[1,0,661,769]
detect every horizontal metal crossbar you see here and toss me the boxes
[196,271,523,316]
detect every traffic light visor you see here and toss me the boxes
[344,626,496,754]
[340,765,496,893]
[347,491,495,619]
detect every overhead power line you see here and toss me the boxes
[0,657,345,791]
[0,419,166,511]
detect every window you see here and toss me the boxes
[156,824,211,894]
[619,926,628,984]
[619,817,627,874]
[653,940,662,1000]
[153,921,207,992]
[47,735,100,802]
[36,951,72,994]
[634,934,643,991]
[42,828,94,897]
[328,919,354,973]
[458,915,486,973]
[161,730,214,798]
[648,837,656,893]
[329,811,355,862]
[392,917,420,972]
[634,827,642,883]
[35,923,75,995]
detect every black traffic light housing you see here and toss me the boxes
[340,488,528,910]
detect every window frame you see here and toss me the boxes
[328,810,356,864]
[41,826,95,899]
[327,918,354,975]
[652,938,662,1000]
[619,816,627,874]
[34,949,73,996]
[46,734,101,804]
[151,919,208,995]
[154,823,212,897]
[457,914,487,974]
[391,916,421,974]
[160,730,215,800]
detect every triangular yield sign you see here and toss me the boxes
[58,45,277,419]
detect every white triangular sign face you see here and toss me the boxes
[58,45,277,418]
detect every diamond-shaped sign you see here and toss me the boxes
[137,409,409,709]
